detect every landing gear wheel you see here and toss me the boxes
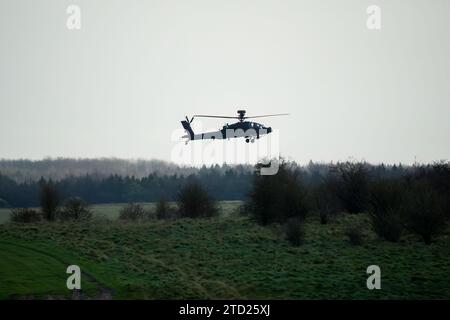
[245,138,250,143]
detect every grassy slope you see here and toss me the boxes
[0,210,449,299]
[0,241,99,299]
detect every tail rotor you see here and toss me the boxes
[186,116,194,124]
[181,116,195,143]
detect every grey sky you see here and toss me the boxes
[1,0,449,165]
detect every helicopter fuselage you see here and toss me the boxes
[181,109,286,144]
[182,120,272,143]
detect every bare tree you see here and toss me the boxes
[60,197,92,221]
[39,182,61,222]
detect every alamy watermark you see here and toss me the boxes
[366,265,381,290]
[367,5,381,30]
[66,5,81,30]
[66,265,81,290]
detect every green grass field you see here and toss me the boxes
[0,202,449,299]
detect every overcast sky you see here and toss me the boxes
[1,0,449,165]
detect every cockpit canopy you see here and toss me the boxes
[222,122,265,130]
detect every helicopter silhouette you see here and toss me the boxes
[181,110,289,143]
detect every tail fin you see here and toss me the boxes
[181,120,194,140]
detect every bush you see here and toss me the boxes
[155,198,178,220]
[247,161,309,225]
[370,208,403,243]
[39,182,61,222]
[10,208,41,223]
[156,198,169,218]
[403,181,447,245]
[345,226,363,246]
[284,217,305,246]
[177,182,218,218]
[119,203,146,221]
[411,162,450,220]
[330,162,370,214]
[311,178,341,224]
[60,197,93,221]
[368,180,404,242]
[430,162,450,218]
[236,203,250,216]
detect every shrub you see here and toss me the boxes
[411,162,450,220]
[236,203,249,216]
[403,181,447,245]
[330,162,370,214]
[177,182,218,218]
[155,198,178,220]
[156,198,169,218]
[60,197,93,221]
[10,208,41,223]
[247,161,309,225]
[119,203,146,221]
[370,208,403,242]
[284,217,305,246]
[311,178,341,224]
[345,226,363,246]
[39,182,61,222]
[368,180,404,242]
[430,162,450,217]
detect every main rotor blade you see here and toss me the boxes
[244,113,290,119]
[193,115,238,119]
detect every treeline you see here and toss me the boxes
[0,158,413,184]
[1,159,417,208]
[0,168,253,207]
[0,158,253,183]
[0,159,427,208]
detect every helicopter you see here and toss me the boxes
[181,110,289,143]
